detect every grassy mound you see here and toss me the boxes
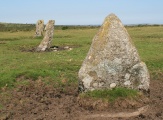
[79,88,139,102]
[78,88,149,110]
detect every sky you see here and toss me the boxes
[0,0,163,25]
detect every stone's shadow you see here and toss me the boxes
[49,45,73,51]
[20,45,81,52]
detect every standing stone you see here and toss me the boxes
[36,20,55,51]
[78,14,150,94]
[35,20,44,37]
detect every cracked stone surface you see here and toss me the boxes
[36,20,55,52]
[35,20,44,37]
[78,13,150,93]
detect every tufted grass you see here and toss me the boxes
[79,87,139,102]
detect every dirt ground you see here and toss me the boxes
[0,79,162,120]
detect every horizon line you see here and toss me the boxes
[1,22,163,26]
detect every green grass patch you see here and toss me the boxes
[0,25,163,89]
[79,88,139,102]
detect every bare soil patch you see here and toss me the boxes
[20,45,81,52]
[0,79,163,120]
[77,95,149,111]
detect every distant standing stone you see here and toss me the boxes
[78,14,150,94]
[35,20,44,37]
[36,20,55,52]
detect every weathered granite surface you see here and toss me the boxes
[78,14,150,93]
[35,20,44,37]
[36,20,55,51]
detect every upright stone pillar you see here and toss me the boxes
[78,14,150,94]
[35,20,44,37]
[36,20,55,52]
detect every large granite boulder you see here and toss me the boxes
[35,20,44,37]
[36,20,55,52]
[78,14,150,93]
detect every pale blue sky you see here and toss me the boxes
[0,0,163,25]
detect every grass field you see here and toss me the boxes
[0,25,163,89]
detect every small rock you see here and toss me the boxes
[68,48,73,51]
[64,46,69,49]
[110,83,116,89]
[53,47,58,50]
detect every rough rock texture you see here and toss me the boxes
[78,14,150,93]
[36,20,55,51]
[35,20,44,37]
